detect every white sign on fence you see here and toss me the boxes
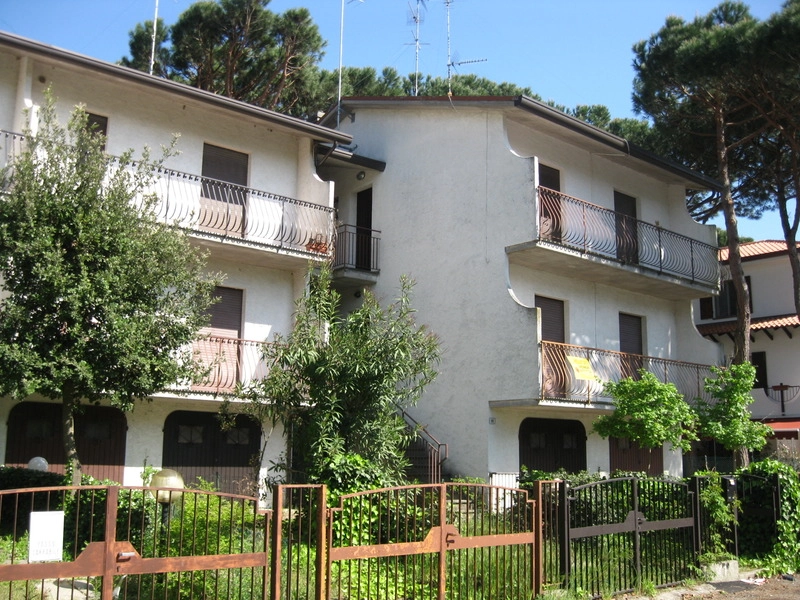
[29,511,65,562]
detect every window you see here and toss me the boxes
[751,351,768,390]
[86,113,108,150]
[699,276,752,320]
[178,425,204,444]
[202,143,248,199]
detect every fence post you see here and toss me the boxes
[315,485,327,600]
[101,486,120,600]
[691,476,703,557]
[270,485,284,600]
[532,482,543,597]
[558,481,570,586]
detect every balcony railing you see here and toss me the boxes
[538,187,718,287]
[1,130,333,258]
[333,224,381,272]
[541,340,715,404]
[190,336,273,394]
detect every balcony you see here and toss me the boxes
[189,336,273,395]
[506,187,719,300]
[1,130,334,265]
[537,341,715,406]
[331,224,381,287]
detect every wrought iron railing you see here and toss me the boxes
[538,187,718,287]
[541,340,715,404]
[402,410,448,484]
[1,130,334,258]
[333,223,381,272]
[191,336,272,393]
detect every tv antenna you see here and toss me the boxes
[408,0,428,96]
[337,0,366,126]
[445,0,486,96]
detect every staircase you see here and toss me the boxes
[402,411,448,483]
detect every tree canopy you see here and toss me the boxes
[239,265,440,496]
[593,370,699,453]
[0,94,218,482]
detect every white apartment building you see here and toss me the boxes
[319,96,723,481]
[0,31,351,493]
[695,240,800,456]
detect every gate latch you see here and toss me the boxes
[116,552,137,562]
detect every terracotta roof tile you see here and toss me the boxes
[719,240,798,262]
[697,314,800,335]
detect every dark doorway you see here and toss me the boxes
[619,313,643,380]
[537,295,567,399]
[538,164,562,242]
[519,418,587,473]
[614,191,638,264]
[195,286,243,392]
[355,188,373,270]
[162,411,261,494]
[5,402,126,483]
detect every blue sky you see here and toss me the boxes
[0,0,788,240]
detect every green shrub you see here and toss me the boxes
[737,458,800,575]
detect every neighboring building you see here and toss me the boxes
[318,96,723,481]
[695,240,800,459]
[0,31,352,493]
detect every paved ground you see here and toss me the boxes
[627,574,800,599]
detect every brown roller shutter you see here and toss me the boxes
[536,296,565,343]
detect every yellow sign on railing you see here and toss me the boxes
[567,356,597,381]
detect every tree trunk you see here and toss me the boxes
[779,162,800,319]
[716,108,751,365]
[735,446,750,469]
[62,385,82,486]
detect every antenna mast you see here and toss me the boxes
[149,0,159,75]
[445,0,486,97]
[409,0,427,96]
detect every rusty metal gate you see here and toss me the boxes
[563,477,696,598]
[0,483,539,600]
[0,485,272,600]
[326,483,539,600]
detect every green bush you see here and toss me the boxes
[737,458,800,575]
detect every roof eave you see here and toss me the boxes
[0,31,352,146]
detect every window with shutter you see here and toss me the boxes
[199,143,248,236]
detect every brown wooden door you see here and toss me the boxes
[619,313,643,380]
[519,418,587,473]
[614,191,638,264]
[195,286,243,391]
[537,295,566,399]
[355,188,373,270]
[538,164,562,242]
[5,402,126,483]
[200,143,248,237]
[162,411,262,494]
[609,437,663,475]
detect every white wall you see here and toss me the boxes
[336,103,717,479]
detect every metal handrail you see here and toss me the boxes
[1,129,334,257]
[402,409,448,483]
[333,223,381,272]
[537,186,718,287]
[540,340,716,404]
